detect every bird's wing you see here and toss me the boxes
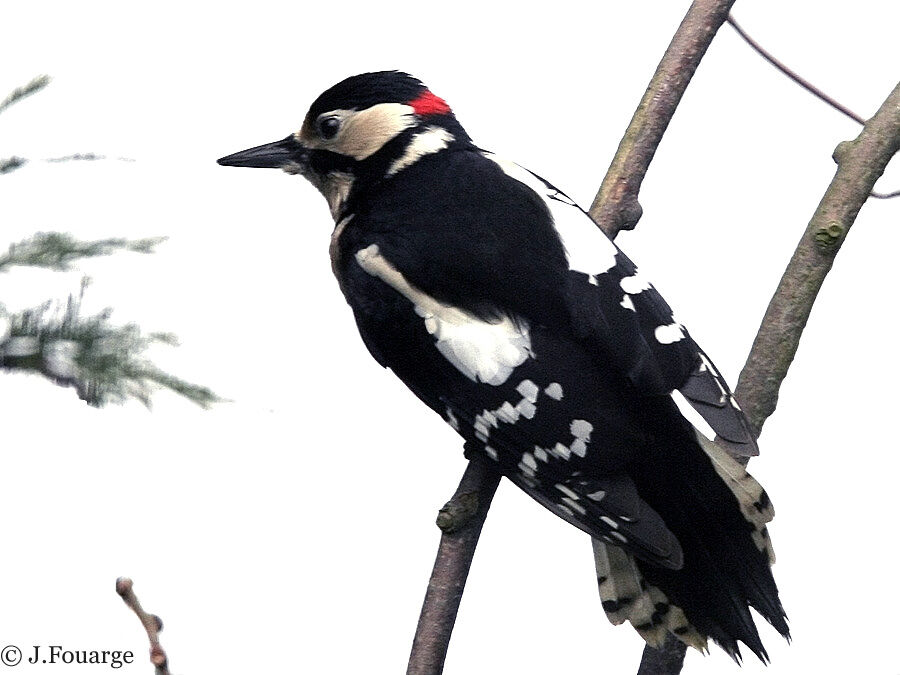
[481,154,758,456]
[445,371,685,570]
[348,238,683,568]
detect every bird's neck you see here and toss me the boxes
[326,118,474,223]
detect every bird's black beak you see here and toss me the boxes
[217,135,306,169]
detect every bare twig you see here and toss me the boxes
[407,458,502,675]
[725,15,866,126]
[115,577,171,675]
[726,15,899,201]
[734,82,900,439]
[588,0,738,237]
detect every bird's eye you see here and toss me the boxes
[317,116,341,140]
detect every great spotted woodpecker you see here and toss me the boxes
[218,71,789,662]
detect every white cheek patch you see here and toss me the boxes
[387,126,454,176]
[355,245,533,385]
[312,103,417,161]
[481,153,617,276]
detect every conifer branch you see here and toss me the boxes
[0,75,50,116]
[0,232,165,273]
[0,280,219,408]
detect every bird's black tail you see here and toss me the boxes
[594,408,789,662]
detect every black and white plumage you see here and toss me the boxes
[218,71,788,662]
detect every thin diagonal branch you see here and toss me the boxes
[725,16,866,126]
[115,577,171,675]
[726,15,899,201]
[588,0,739,238]
[734,82,900,439]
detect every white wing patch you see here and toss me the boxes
[355,245,533,385]
[654,322,685,345]
[670,390,716,441]
[620,272,652,294]
[481,153,617,276]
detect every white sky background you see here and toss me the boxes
[1,1,898,673]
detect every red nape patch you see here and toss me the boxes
[409,90,451,116]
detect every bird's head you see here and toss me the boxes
[217,71,469,219]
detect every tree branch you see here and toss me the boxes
[407,458,502,675]
[588,0,738,238]
[637,634,691,675]
[639,80,899,675]
[115,577,171,675]
[734,82,900,438]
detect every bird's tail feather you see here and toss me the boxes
[595,410,788,662]
[696,433,776,564]
[592,538,708,651]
